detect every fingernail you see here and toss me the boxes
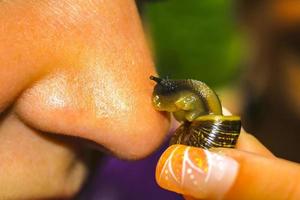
[156,144,239,199]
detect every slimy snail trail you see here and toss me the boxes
[150,76,241,149]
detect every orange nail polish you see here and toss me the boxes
[156,144,239,199]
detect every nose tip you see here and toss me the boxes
[15,70,171,159]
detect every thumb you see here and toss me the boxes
[220,148,300,200]
[156,144,300,200]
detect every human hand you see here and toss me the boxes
[156,127,300,199]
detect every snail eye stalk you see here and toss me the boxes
[149,75,162,83]
[150,75,177,94]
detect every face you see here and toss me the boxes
[0,0,170,199]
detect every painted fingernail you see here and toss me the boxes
[156,144,239,199]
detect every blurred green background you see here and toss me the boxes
[138,0,300,163]
[141,0,241,88]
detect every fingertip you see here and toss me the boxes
[214,148,300,200]
[156,144,239,199]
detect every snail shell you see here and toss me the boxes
[150,76,241,149]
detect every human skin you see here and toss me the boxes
[0,0,170,199]
[2,0,300,200]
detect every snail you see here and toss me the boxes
[150,75,241,149]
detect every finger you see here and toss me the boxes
[223,148,300,200]
[156,144,239,199]
[156,144,300,200]
[181,132,276,200]
[235,131,274,157]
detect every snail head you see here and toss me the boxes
[150,75,179,112]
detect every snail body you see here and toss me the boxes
[150,76,241,149]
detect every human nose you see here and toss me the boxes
[1,0,170,159]
[16,64,170,159]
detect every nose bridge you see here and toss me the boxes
[0,0,143,113]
